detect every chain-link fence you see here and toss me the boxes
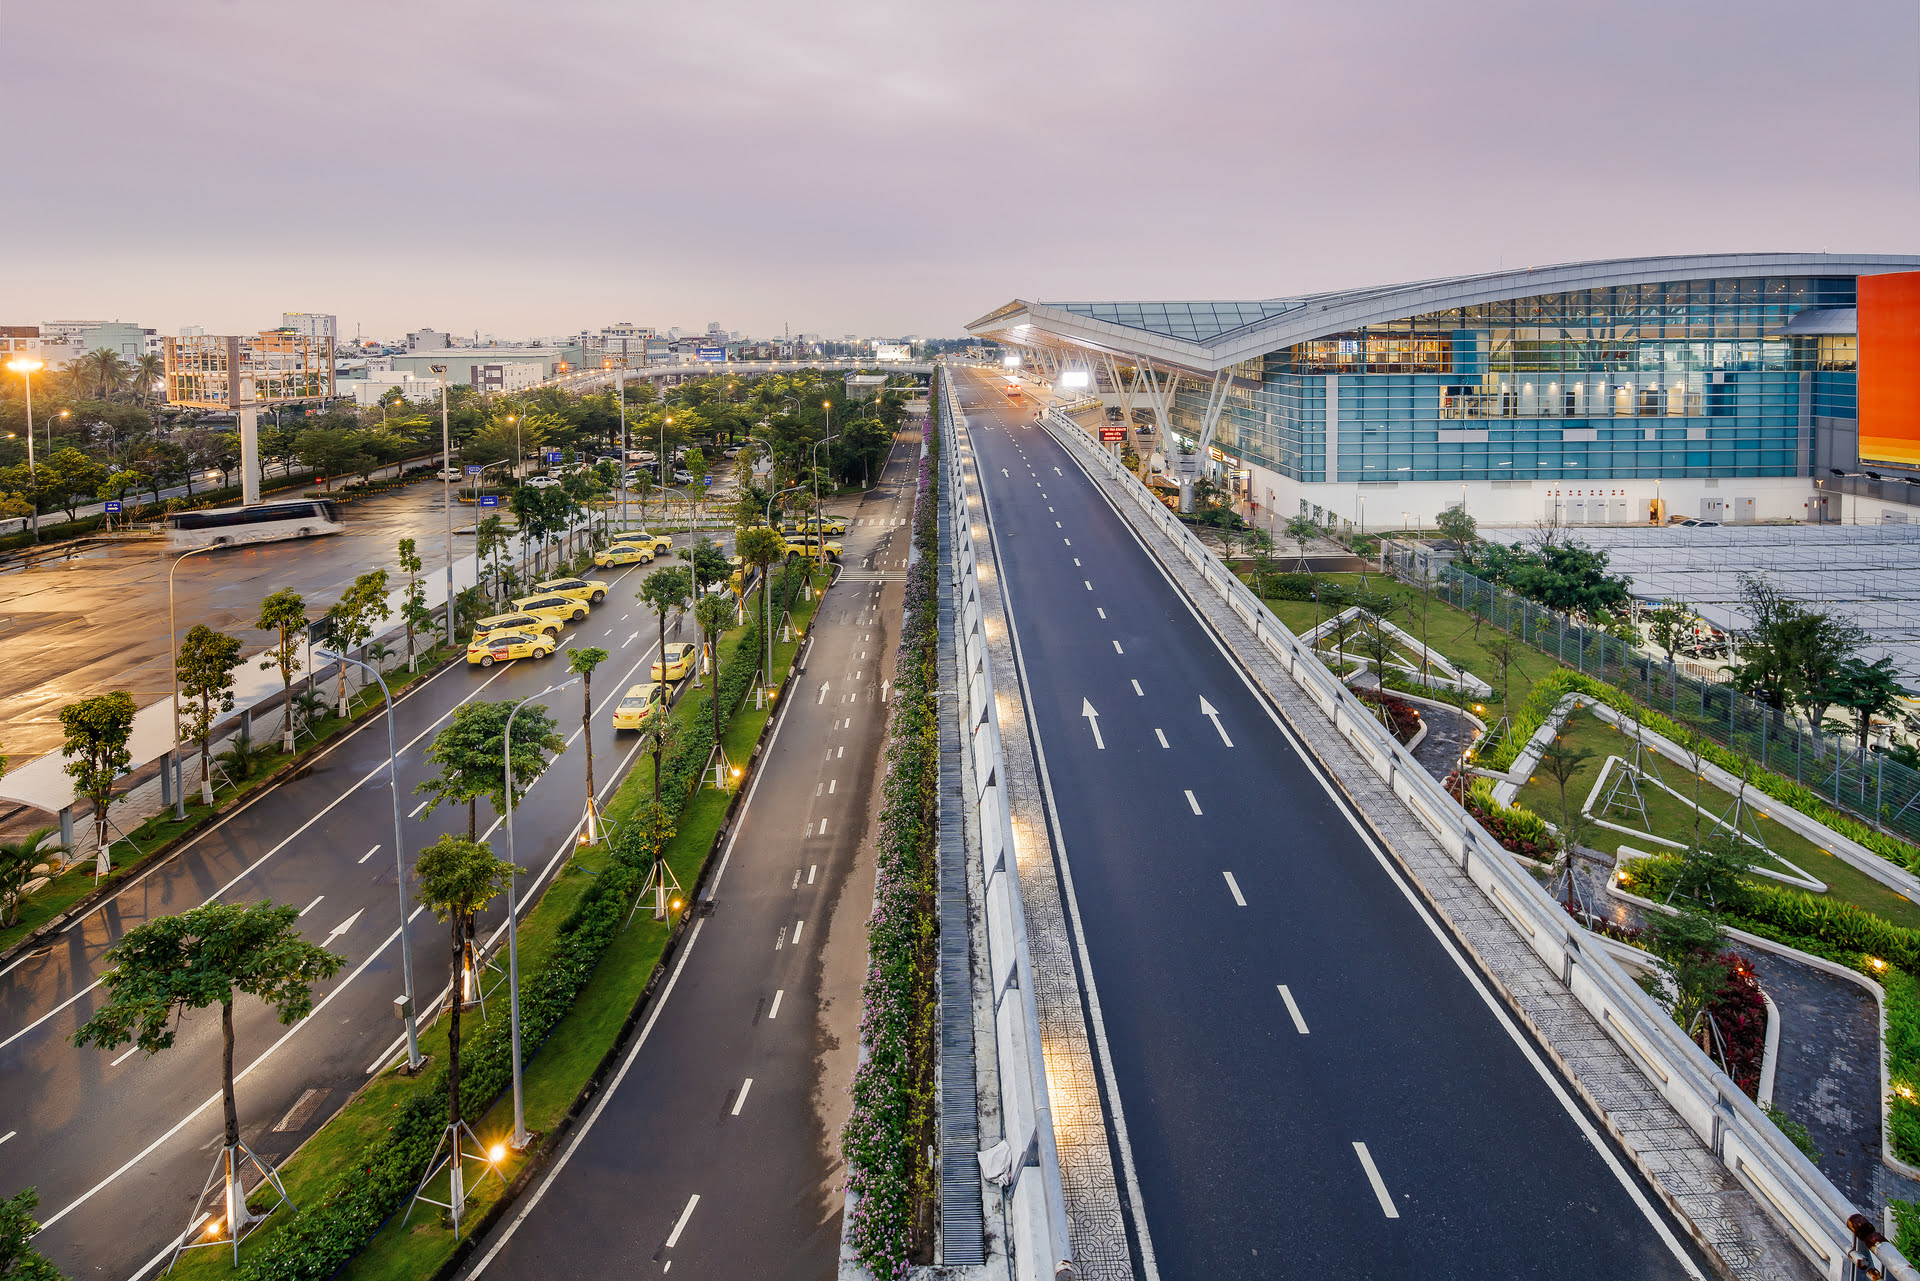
[1440,564,1920,846]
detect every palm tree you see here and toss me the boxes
[132,353,166,406]
[1,827,70,924]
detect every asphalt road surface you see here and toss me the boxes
[953,367,1708,1281]
[0,479,469,763]
[0,526,738,1279]
[458,432,920,1281]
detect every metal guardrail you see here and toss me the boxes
[942,377,1077,1281]
[1037,401,1915,1281]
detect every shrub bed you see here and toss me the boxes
[842,432,940,1277]
[1625,853,1920,1161]
[1483,670,1920,877]
[1444,771,1556,862]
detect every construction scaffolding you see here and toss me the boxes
[164,332,335,504]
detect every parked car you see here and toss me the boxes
[673,469,694,484]
[511,592,590,622]
[527,475,561,489]
[532,576,609,604]
[1674,518,1721,527]
[467,631,555,667]
[435,467,463,481]
[472,611,564,642]
[593,544,655,568]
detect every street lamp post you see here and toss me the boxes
[167,546,219,818]
[433,366,454,645]
[764,483,805,696]
[6,358,44,542]
[316,647,424,1072]
[503,680,577,1149]
[612,360,630,534]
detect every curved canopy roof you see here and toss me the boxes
[966,252,1920,374]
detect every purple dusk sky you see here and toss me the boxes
[6,0,1917,340]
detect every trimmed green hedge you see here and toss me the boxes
[843,425,940,1277]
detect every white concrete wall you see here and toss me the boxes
[1241,462,1821,533]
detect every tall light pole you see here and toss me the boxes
[6,358,43,542]
[433,366,453,645]
[765,483,805,696]
[317,647,424,1072]
[612,359,630,534]
[167,546,219,818]
[503,680,577,1149]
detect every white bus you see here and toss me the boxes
[165,499,345,549]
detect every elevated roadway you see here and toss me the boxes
[952,366,1708,1280]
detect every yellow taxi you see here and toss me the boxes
[620,531,674,555]
[533,576,609,605]
[466,631,556,667]
[472,611,564,643]
[783,533,842,560]
[511,592,590,623]
[785,514,848,536]
[610,682,665,730]
[652,642,696,682]
[593,543,655,568]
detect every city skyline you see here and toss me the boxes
[6,0,1915,338]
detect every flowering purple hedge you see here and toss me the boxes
[842,404,942,1277]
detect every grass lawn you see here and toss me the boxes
[166,569,833,1281]
[1244,569,1561,728]
[1517,709,1920,932]
[0,645,458,955]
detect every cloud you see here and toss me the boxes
[5,0,1915,336]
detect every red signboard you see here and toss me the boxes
[1099,427,1125,443]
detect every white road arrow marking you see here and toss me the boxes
[1001,468,1009,476]
[1082,698,1105,750]
[817,681,830,705]
[1200,696,1233,747]
[1053,467,1062,475]
[323,909,364,947]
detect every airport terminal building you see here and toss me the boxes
[967,253,1920,529]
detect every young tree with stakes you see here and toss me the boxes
[59,691,135,876]
[398,537,432,671]
[636,704,683,805]
[638,565,693,689]
[254,589,307,752]
[695,591,736,765]
[415,700,565,839]
[326,571,391,717]
[568,647,609,842]
[177,624,244,805]
[408,836,516,1235]
[70,901,343,1264]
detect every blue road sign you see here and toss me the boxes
[702,476,712,486]
[480,495,499,508]
[546,451,562,463]
[466,464,484,476]
[104,500,122,513]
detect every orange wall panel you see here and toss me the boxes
[1859,270,1920,467]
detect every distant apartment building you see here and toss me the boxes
[1,326,42,358]
[281,312,338,339]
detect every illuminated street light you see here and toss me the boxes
[5,358,44,542]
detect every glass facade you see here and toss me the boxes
[1160,275,1857,484]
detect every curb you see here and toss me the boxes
[0,649,462,968]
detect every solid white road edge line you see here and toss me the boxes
[1049,407,1706,1280]
[463,600,809,1277]
[1353,1142,1399,1219]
